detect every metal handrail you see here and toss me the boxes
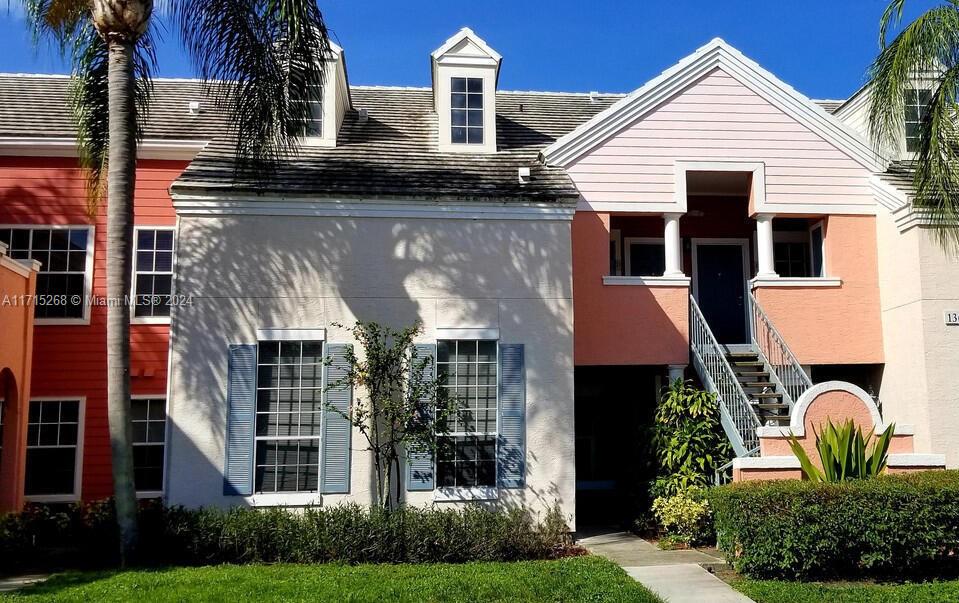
[689,295,762,456]
[748,292,813,408]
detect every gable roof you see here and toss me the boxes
[541,38,885,172]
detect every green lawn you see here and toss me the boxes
[734,577,959,603]
[1,556,662,603]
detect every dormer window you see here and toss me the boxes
[294,83,323,138]
[451,77,483,144]
[905,88,931,153]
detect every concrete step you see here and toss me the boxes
[750,392,783,399]
[741,381,776,390]
[753,402,789,410]
[729,360,764,367]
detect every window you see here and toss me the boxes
[24,399,81,498]
[131,398,166,493]
[0,227,90,320]
[904,88,931,153]
[133,228,174,319]
[254,340,324,493]
[774,242,810,278]
[451,77,483,144]
[809,222,825,278]
[293,83,323,138]
[625,238,666,277]
[773,221,825,278]
[436,340,497,488]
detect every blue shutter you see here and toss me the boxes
[223,344,256,496]
[498,343,526,489]
[321,343,353,494]
[407,343,436,491]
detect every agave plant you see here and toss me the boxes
[787,419,894,482]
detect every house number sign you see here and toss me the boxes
[946,311,959,326]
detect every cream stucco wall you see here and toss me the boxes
[877,210,959,466]
[164,212,577,525]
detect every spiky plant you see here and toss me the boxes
[868,0,959,247]
[23,0,332,565]
[787,418,894,482]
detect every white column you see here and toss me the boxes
[663,212,684,277]
[755,214,778,278]
[667,365,686,382]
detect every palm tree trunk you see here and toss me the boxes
[106,38,139,566]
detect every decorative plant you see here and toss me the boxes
[327,321,457,511]
[651,379,732,497]
[787,418,895,482]
[651,488,712,549]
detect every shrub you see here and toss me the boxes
[709,470,959,579]
[788,418,894,482]
[651,487,712,548]
[0,501,574,572]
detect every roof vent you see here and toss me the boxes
[358,108,369,124]
[589,91,599,103]
[188,101,201,116]
[518,166,531,184]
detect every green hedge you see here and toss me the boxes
[0,501,572,572]
[709,470,959,579]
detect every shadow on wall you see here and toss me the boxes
[167,210,576,510]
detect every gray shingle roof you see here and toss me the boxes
[172,87,621,202]
[812,99,845,114]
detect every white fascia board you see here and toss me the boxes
[732,456,801,470]
[431,27,502,64]
[435,327,500,340]
[602,275,691,287]
[0,136,208,160]
[542,38,885,173]
[870,175,911,212]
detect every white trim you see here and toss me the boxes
[576,200,685,213]
[675,161,765,215]
[888,453,946,467]
[691,238,752,342]
[23,396,85,504]
[162,216,181,501]
[0,254,36,278]
[623,236,665,277]
[431,28,503,65]
[542,38,884,172]
[0,224,95,326]
[256,328,327,341]
[0,136,208,160]
[755,381,893,438]
[750,276,842,288]
[130,226,176,325]
[732,456,801,470]
[433,486,499,502]
[131,394,167,496]
[240,492,323,507]
[870,175,910,212]
[809,220,826,277]
[171,195,576,221]
[434,327,500,340]
[603,275,691,287]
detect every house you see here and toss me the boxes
[0,28,954,527]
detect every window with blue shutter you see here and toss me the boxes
[407,343,436,491]
[321,344,352,493]
[497,343,526,489]
[223,344,257,495]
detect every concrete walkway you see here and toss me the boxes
[579,532,754,603]
[0,574,48,593]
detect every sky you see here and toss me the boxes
[0,0,943,100]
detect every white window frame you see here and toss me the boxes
[609,229,622,276]
[433,338,499,498]
[449,76,485,146]
[130,394,167,498]
[809,220,826,278]
[131,226,176,325]
[0,225,95,325]
[252,331,327,498]
[770,223,827,278]
[624,237,665,277]
[24,396,85,503]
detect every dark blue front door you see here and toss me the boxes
[696,243,748,343]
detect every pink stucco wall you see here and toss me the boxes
[754,215,883,365]
[573,211,689,366]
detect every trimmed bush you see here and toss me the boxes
[0,501,573,572]
[709,470,959,579]
[651,487,712,548]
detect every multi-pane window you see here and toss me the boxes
[905,88,931,153]
[774,242,811,278]
[294,83,323,137]
[254,340,324,493]
[0,227,89,319]
[133,229,174,319]
[436,340,497,488]
[131,398,166,493]
[451,77,484,144]
[24,400,81,497]
[627,241,666,277]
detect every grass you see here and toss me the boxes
[0,556,662,603]
[733,577,959,603]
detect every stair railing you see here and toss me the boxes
[689,295,761,456]
[748,292,813,408]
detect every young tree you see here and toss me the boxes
[868,0,959,246]
[25,0,332,564]
[329,322,456,510]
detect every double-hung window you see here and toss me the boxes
[24,399,82,500]
[133,228,174,320]
[131,397,166,494]
[293,83,323,138]
[436,340,497,488]
[254,340,324,493]
[0,226,91,321]
[773,220,825,278]
[451,77,484,145]
[904,88,931,153]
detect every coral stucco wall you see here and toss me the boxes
[573,211,689,366]
[753,215,883,365]
[0,156,186,501]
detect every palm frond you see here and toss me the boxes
[170,0,331,173]
[24,0,88,46]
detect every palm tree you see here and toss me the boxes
[25,0,331,565]
[868,0,959,246]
